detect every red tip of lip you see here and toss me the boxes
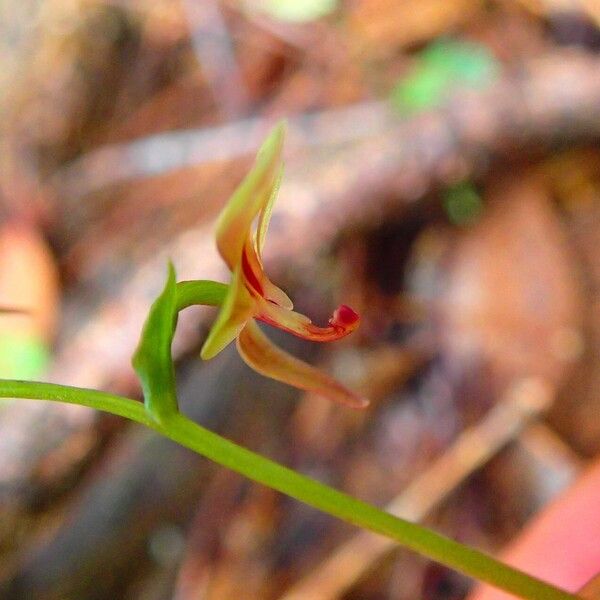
[331,305,360,329]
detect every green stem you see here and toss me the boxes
[176,280,228,311]
[0,379,580,600]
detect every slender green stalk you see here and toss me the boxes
[0,378,581,600]
[176,280,228,311]
[0,380,153,425]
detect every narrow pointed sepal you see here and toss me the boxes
[200,266,254,360]
[237,319,369,409]
[216,121,285,270]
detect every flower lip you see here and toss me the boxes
[255,300,360,343]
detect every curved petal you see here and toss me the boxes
[200,265,254,360]
[216,122,285,270]
[237,320,368,409]
[262,279,293,310]
[256,164,283,259]
[256,298,360,342]
[261,278,293,310]
[242,238,293,309]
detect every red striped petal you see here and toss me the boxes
[242,239,293,309]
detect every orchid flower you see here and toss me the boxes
[200,121,368,409]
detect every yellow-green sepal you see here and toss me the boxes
[200,265,254,360]
[215,121,285,269]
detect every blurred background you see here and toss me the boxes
[0,1,600,598]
